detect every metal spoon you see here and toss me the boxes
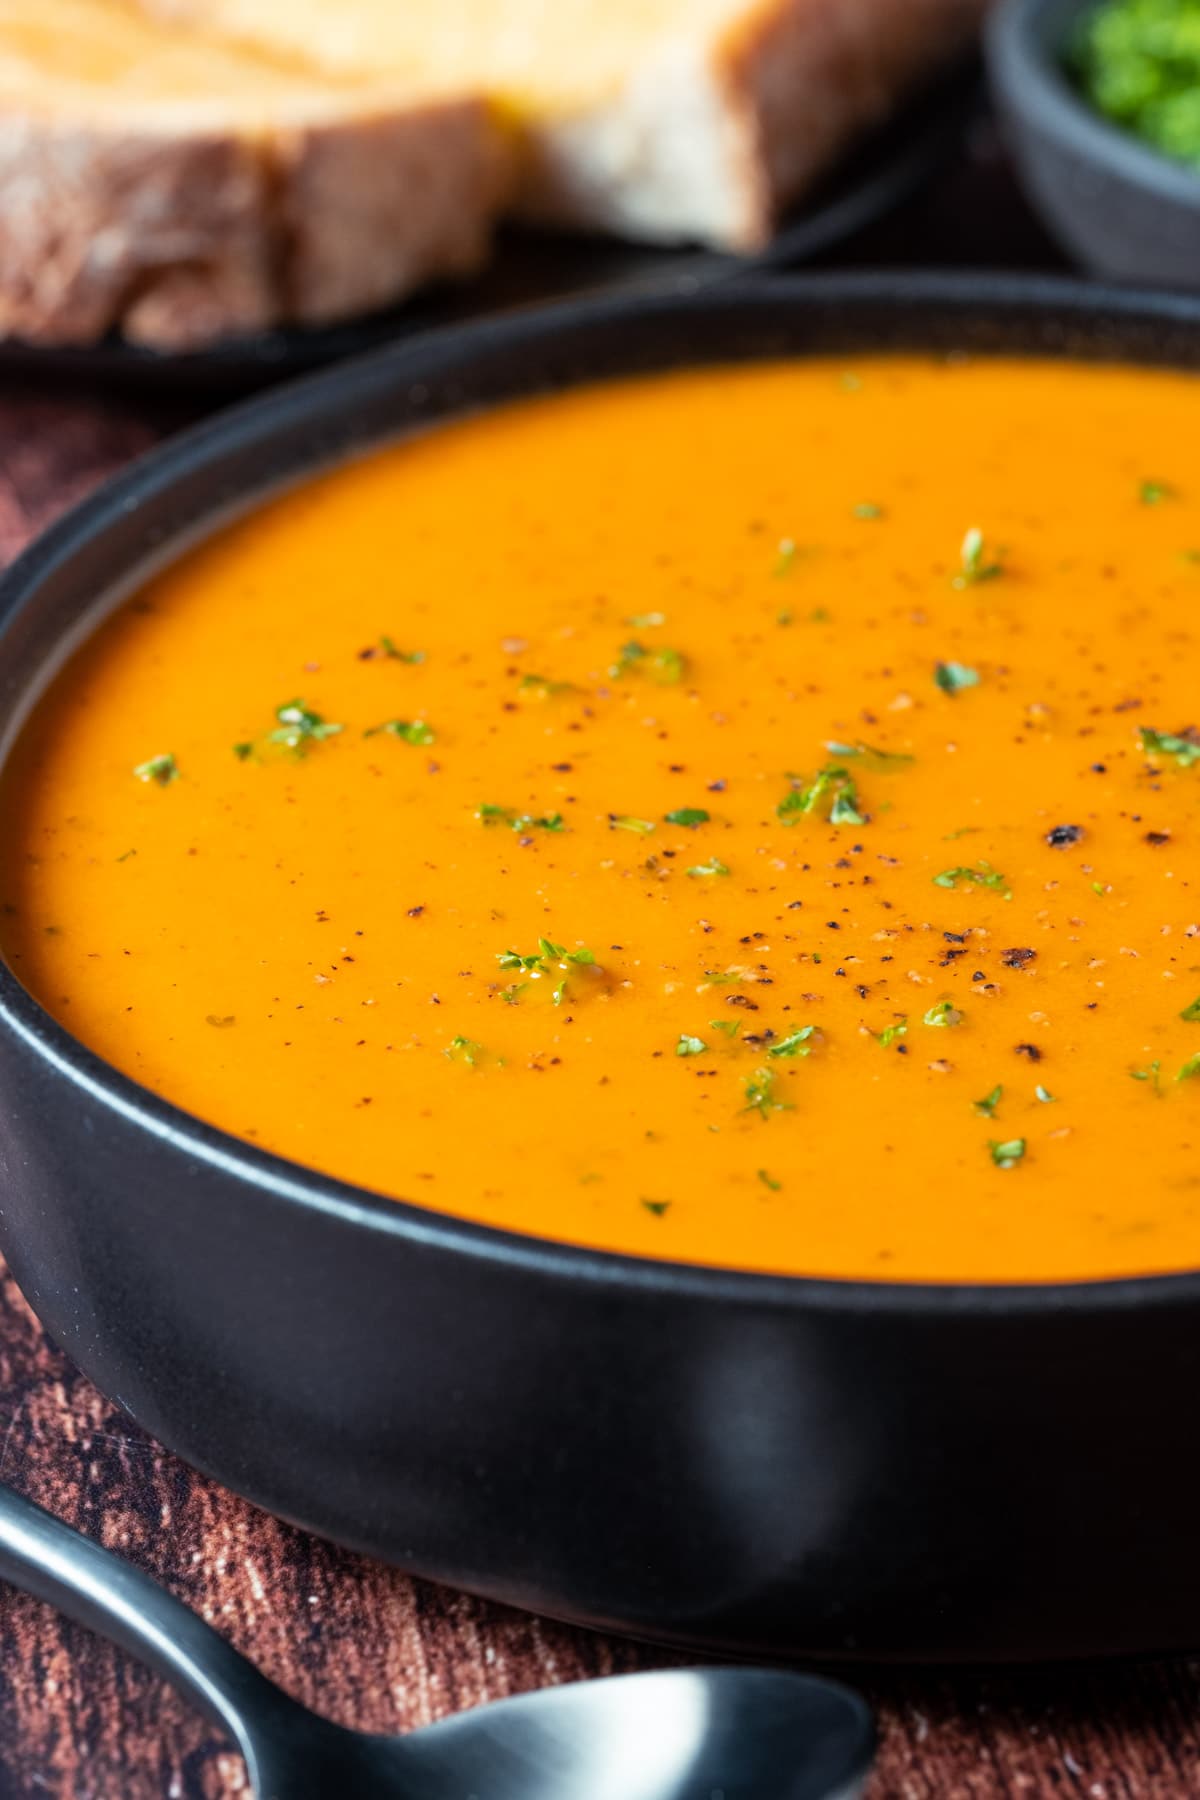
[0,1482,873,1799]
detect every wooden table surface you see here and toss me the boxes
[3,116,1200,1799]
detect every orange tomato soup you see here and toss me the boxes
[3,355,1200,1283]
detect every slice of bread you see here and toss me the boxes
[0,0,506,348]
[133,0,990,250]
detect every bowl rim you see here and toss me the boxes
[987,0,1200,210]
[6,268,1200,1319]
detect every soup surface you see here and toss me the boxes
[3,355,1200,1283]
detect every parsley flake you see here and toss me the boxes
[496,938,596,1005]
[989,1138,1026,1170]
[973,1084,1002,1118]
[758,1169,782,1191]
[270,700,343,751]
[777,764,864,827]
[876,1018,908,1048]
[610,641,686,684]
[1140,726,1200,768]
[610,815,656,834]
[677,1034,707,1057]
[476,804,564,832]
[445,1035,485,1067]
[767,1027,817,1059]
[935,661,980,695]
[933,861,1011,898]
[1140,480,1176,505]
[379,637,425,663]
[923,1001,963,1028]
[742,1066,791,1119]
[687,858,730,878]
[664,807,710,828]
[824,740,914,771]
[133,753,178,786]
[366,718,435,746]
[518,673,579,700]
[952,527,1003,588]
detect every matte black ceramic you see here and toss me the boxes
[0,65,975,395]
[987,0,1200,287]
[0,1484,876,1800]
[2,275,1200,1665]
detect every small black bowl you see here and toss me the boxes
[987,0,1200,286]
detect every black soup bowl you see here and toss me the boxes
[2,275,1200,1664]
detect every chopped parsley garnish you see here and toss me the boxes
[625,610,666,628]
[445,1035,485,1067]
[876,1018,908,1048]
[774,538,799,577]
[476,804,565,832]
[270,700,343,751]
[923,1001,963,1027]
[1035,1085,1056,1103]
[742,1066,790,1119]
[933,861,1011,898]
[710,1019,740,1037]
[687,858,730,878]
[379,636,425,662]
[1140,726,1200,768]
[973,1084,1003,1118]
[664,807,710,828]
[496,939,595,1006]
[232,742,253,761]
[365,718,435,746]
[758,1169,782,1191]
[989,1138,1026,1170]
[133,753,179,786]
[1179,1053,1200,1082]
[934,660,980,695]
[1181,998,1200,1023]
[1131,1060,1163,1091]
[677,1034,707,1057]
[610,641,687,684]
[824,739,914,771]
[641,1199,671,1217]
[777,764,864,827]
[1140,479,1176,505]
[854,502,884,521]
[610,815,656,834]
[952,527,1003,588]
[518,673,579,700]
[767,1027,817,1059]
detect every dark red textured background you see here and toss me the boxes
[2,117,1199,1798]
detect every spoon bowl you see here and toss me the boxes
[0,1481,874,1800]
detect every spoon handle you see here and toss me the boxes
[0,1481,301,1751]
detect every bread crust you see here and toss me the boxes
[0,91,506,349]
[515,0,990,250]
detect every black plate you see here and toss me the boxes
[4,274,1200,1665]
[0,67,975,393]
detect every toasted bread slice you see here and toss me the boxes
[133,0,988,249]
[0,0,506,348]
